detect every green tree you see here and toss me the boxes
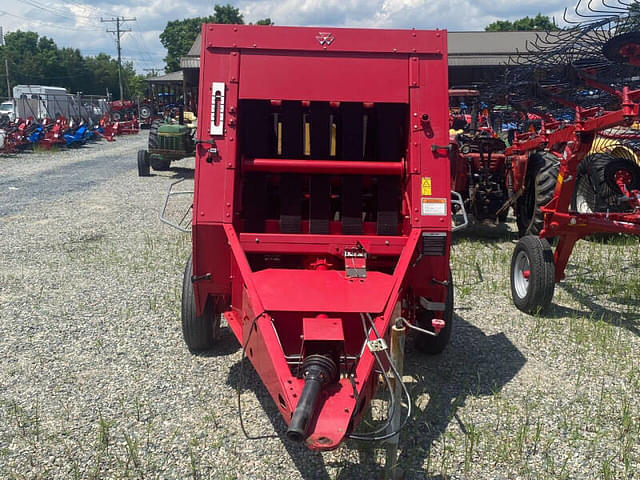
[159,4,245,72]
[255,18,274,25]
[213,4,244,24]
[0,29,144,100]
[485,13,557,32]
[84,53,120,97]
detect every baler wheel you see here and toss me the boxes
[516,152,559,237]
[181,255,220,352]
[137,150,150,177]
[415,271,454,355]
[510,235,555,314]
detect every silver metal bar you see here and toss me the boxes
[385,320,406,479]
[451,190,469,232]
[159,178,193,233]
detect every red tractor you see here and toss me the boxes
[180,24,453,450]
[448,89,509,226]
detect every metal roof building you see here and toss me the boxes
[179,30,540,87]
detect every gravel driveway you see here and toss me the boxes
[0,136,639,479]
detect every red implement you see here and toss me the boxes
[185,24,452,450]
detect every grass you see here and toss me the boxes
[1,207,639,479]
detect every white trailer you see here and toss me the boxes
[13,85,72,120]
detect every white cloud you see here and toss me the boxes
[1,0,568,72]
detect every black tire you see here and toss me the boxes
[572,157,599,213]
[148,119,160,150]
[415,271,454,355]
[150,157,171,171]
[515,152,559,237]
[592,154,640,211]
[137,150,150,177]
[510,235,555,314]
[181,255,219,352]
[139,105,152,120]
[111,111,122,122]
[573,153,640,213]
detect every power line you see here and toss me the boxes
[0,9,97,32]
[101,16,136,100]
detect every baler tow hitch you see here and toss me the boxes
[286,355,338,442]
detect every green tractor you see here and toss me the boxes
[137,111,196,176]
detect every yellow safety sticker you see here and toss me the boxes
[557,172,563,186]
[421,177,432,196]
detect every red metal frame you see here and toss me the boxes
[507,86,640,282]
[192,24,451,450]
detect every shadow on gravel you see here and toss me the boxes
[452,220,518,245]
[226,314,525,480]
[227,358,332,480]
[556,283,640,336]
[169,167,194,180]
[194,326,241,357]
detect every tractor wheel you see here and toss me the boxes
[111,111,122,122]
[139,105,152,120]
[137,150,150,177]
[573,153,640,213]
[573,156,600,213]
[150,157,171,171]
[181,254,220,352]
[510,235,555,314]
[515,152,559,237]
[148,119,160,150]
[415,270,454,355]
[593,154,640,211]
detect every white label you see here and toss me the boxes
[421,198,447,216]
[210,82,225,136]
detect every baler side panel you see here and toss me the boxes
[192,39,240,313]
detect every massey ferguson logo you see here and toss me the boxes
[316,32,335,46]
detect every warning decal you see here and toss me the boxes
[421,177,432,196]
[421,197,447,216]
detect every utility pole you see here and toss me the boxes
[0,27,10,97]
[100,16,136,100]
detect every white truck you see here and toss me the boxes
[0,100,15,121]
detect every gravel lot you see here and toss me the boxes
[1,136,639,479]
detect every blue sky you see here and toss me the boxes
[0,0,569,72]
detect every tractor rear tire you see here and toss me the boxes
[148,119,160,150]
[415,271,454,355]
[510,235,555,314]
[181,254,220,352]
[516,152,559,237]
[139,105,152,120]
[111,111,122,122]
[593,154,640,210]
[137,150,150,177]
[573,153,640,213]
